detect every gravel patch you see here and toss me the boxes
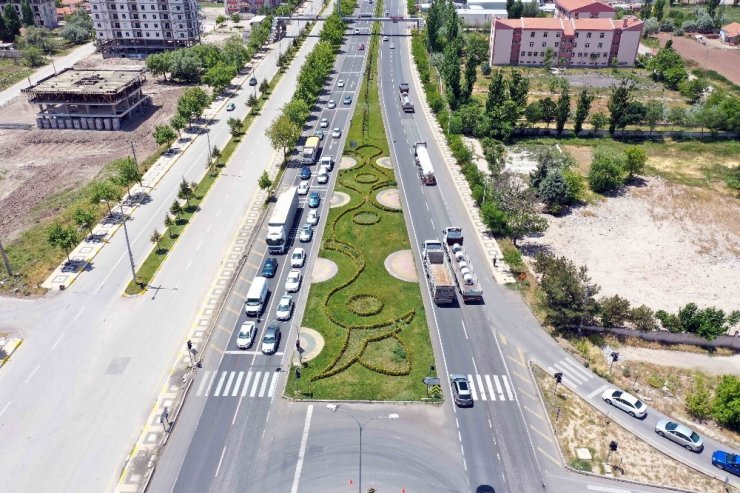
[376,188,401,210]
[376,156,393,169]
[384,250,418,282]
[340,156,357,169]
[311,257,338,283]
[330,191,350,208]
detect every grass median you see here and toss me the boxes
[285,12,437,401]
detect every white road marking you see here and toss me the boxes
[250,371,262,397]
[290,405,314,493]
[51,333,65,350]
[258,372,270,397]
[241,371,254,397]
[586,485,632,493]
[214,445,227,477]
[232,372,244,397]
[196,371,210,396]
[588,383,611,400]
[72,306,85,321]
[214,371,227,396]
[0,401,11,418]
[502,375,514,401]
[476,374,487,401]
[204,371,217,397]
[485,375,496,401]
[268,372,279,397]
[185,259,193,272]
[224,350,260,355]
[24,364,41,384]
[493,375,505,400]
[461,320,469,340]
[195,239,204,252]
[467,374,478,401]
[222,371,236,396]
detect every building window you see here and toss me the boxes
[543,32,548,38]
[600,32,605,38]
[529,42,534,47]
[555,42,559,47]
[155,23,158,28]
[542,42,546,47]
[521,51,525,56]
[604,52,608,57]
[122,14,126,18]
[144,23,148,27]
[95,13,99,18]
[534,51,538,56]
[156,32,160,37]
[166,32,171,37]
[556,32,561,37]
[143,14,147,18]
[150,5,155,9]
[575,32,579,38]
[180,32,184,37]
[146,32,150,37]
[93,4,97,9]
[530,32,535,37]
[586,32,592,38]
[528,51,532,56]
[585,43,589,48]
[598,42,602,48]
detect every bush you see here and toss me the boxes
[599,295,631,327]
[480,61,491,76]
[588,149,624,193]
[628,305,658,331]
[712,375,740,431]
[685,372,713,421]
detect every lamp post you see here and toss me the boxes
[326,404,399,493]
[115,202,138,286]
[205,129,212,164]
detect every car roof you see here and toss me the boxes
[265,325,279,335]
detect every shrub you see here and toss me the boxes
[712,375,740,431]
[685,372,713,421]
[599,295,631,327]
[588,149,624,193]
[628,305,658,331]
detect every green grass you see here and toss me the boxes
[667,5,740,24]
[0,59,33,92]
[640,36,660,50]
[284,10,435,401]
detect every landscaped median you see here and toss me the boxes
[284,8,437,401]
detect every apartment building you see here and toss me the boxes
[0,0,58,28]
[90,0,200,56]
[225,0,280,15]
[554,0,615,20]
[489,16,643,68]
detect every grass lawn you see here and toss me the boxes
[0,59,33,92]
[284,16,435,401]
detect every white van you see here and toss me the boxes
[319,156,334,171]
[244,276,269,317]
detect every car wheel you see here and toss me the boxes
[657,431,665,437]
[684,445,693,451]
[628,411,635,417]
[605,399,612,405]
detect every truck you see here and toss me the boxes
[302,136,320,164]
[266,186,299,254]
[413,142,435,185]
[422,240,456,304]
[399,83,414,112]
[442,227,483,303]
[399,83,409,94]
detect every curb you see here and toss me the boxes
[0,338,23,368]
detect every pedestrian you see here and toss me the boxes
[493,256,497,267]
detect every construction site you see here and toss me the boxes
[22,68,150,131]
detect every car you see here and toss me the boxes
[320,117,329,128]
[354,28,360,34]
[236,320,257,349]
[317,172,329,184]
[300,166,311,180]
[308,192,320,208]
[306,209,319,225]
[390,43,395,49]
[383,36,389,41]
[343,95,352,105]
[712,450,740,476]
[297,181,310,196]
[276,295,294,321]
[332,127,341,138]
[260,325,281,354]
[385,9,389,14]
[337,79,345,88]
[327,99,336,109]
[285,269,302,292]
[359,44,365,50]
[249,77,258,86]
[601,388,647,418]
[655,419,704,452]
[291,247,306,267]
[450,374,474,407]
[261,258,278,278]
[226,103,236,111]
[299,224,313,242]
[314,129,325,140]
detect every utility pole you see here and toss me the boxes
[0,240,12,277]
[119,204,138,286]
[130,141,139,165]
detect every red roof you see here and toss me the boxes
[493,16,643,33]
[722,22,740,38]
[556,0,615,13]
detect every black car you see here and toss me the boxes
[261,258,278,278]
[249,77,258,86]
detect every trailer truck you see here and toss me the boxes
[422,240,456,304]
[302,136,320,164]
[414,142,435,185]
[442,227,483,303]
[266,187,299,254]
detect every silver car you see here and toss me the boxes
[276,295,294,321]
[236,321,257,350]
[655,419,704,452]
[602,388,647,418]
[260,325,281,355]
[285,269,302,293]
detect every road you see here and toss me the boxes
[0,1,324,491]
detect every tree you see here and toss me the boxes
[521,0,540,17]
[680,77,707,104]
[89,180,121,215]
[22,47,46,67]
[61,9,93,44]
[643,17,660,37]
[599,295,632,327]
[74,207,96,238]
[542,47,555,71]
[588,148,624,193]
[146,53,171,80]
[167,49,202,82]
[462,53,477,102]
[485,70,508,113]
[508,0,523,18]
[667,106,687,130]
[150,229,162,250]
[164,214,174,238]
[508,70,529,109]
[4,4,21,39]
[177,87,210,126]
[178,177,194,207]
[607,81,634,134]
[712,376,740,431]
[153,124,177,148]
[656,303,740,340]
[644,100,664,134]
[540,97,557,128]
[222,35,249,68]
[21,0,34,26]
[573,89,593,135]
[282,99,310,126]
[442,42,463,109]
[216,15,227,27]
[247,94,258,107]
[466,32,489,62]
[230,12,241,23]
[590,112,608,133]
[538,170,572,214]
[259,78,269,95]
[555,87,571,134]
[202,62,237,95]
[113,157,142,197]
[47,224,79,263]
[258,170,272,190]
[653,0,665,20]
[170,200,183,221]
[524,101,542,126]
[265,114,301,164]
[624,146,647,179]
[0,14,9,43]
[628,304,659,331]
[685,372,713,421]
[227,117,242,137]
[170,114,186,137]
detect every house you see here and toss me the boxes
[489,16,644,68]
[555,0,615,19]
[720,22,740,45]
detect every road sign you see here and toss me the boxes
[423,377,440,385]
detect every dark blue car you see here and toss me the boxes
[713,450,740,476]
[261,258,278,278]
[308,192,320,208]
[300,166,311,180]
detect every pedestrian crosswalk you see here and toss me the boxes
[547,357,594,389]
[195,370,281,399]
[467,374,516,402]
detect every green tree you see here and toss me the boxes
[203,62,237,95]
[164,214,174,238]
[628,304,659,331]
[653,0,665,20]
[153,124,177,148]
[508,70,529,109]
[73,207,96,238]
[607,81,634,134]
[227,117,242,137]
[265,114,301,164]
[177,177,194,207]
[524,101,542,126]
[442,42,462,108]
[4,4,22,39]
[462,53,477,102]
[150,229,162,250]
[667,106,687,130]
[168,49,202,82]
[21,0,34,26]
[712,375,740,431]
[542,47,555,71]
[170,200,183,220]
[573,89,593,135]
[258,170,272,190]
[113,157,142,197]
[231,12,241,23]
[216,15,227,27]
[259,78,269,96]
[555,87,571,134]
[588,148,624,193]
[89,180,121,215]
[177,87,210,126]
[538,170,572,214]
[170,114,186,137]
[22,47,46,67]
[624,146,647,179]
[61,8,93,44]
[599,295,632,327]
[679,77,707,104]
[0,14,9,43]
[282,99,310,126]
[222,35,249,68]
[485,70,508,113]
[508,0,523,18]
[146,52,171,80]
[644,100,664,134]
[540,97,557,128]
[466,32,489,62]
[685,372,713,421]
[590,112,608,133]
[47,224,79,263]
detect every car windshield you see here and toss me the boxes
[279,301,290,309]
[239,329,250,338]
[665,422,678,431]
[634,399,645,408]
[293,253,301,259]
[690,431,701,442]
[263,335,275,343]
[728,454,739,464]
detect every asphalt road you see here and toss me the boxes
[0,1,323,491]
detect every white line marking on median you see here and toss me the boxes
[0,401,11,418]
[72,306,85,321]
[51,333,65,350]
[214,445,227,477]
[185,259,193,272]
[291,405,314,493]
[196,372,210,396]
[25,364,41,384]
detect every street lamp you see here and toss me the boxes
[325,404,399,493]
[113,202,138,287]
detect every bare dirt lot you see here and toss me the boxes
[0,54,185,242]
[657,33,740,83]
[521,175,740,314]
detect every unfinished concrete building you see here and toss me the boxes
[23,68,150,130]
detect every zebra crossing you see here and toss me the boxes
[195,370,281,399]
[467,374,516,402]
[546,357,594,389]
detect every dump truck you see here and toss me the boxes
[302,136,320,164]
[422,240,456,304]
[266,186,299,254]
[443,227,483,303]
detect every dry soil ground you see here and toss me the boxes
[657,33,740,84]
[0,54,185,242]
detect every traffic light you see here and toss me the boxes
[187,340,193,351]
[554,372,563,384]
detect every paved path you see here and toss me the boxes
[618,346,740,375]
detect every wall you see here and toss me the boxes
[577,325,740,349]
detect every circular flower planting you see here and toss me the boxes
[352,211,380,225]
[355,172,379,184]
[347,294,384,316]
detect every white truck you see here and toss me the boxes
[414,142,435,185]
[422,240,456,305]
[266,186,299,254]
[443,227,483,303]
[302,136,321,164]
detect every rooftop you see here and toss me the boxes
[493,16,643,32]
[556,0,615,12]
[26,69,144,96]
[723,22,740,37]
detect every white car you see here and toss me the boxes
[354,28,360,34]
[285,269,302,292]
[307,209,319,225]
[332,127,341,138]
[299,224,313,243]
[390,43,395,49]
[317,172,329,184]
[297,181,310,196]
[327,99,336,109]
[320,117,329,128]
[383,36,389,41]
[236,320,257,350]
[276,295,294,321]
[337,79,345,88]
[291,247,306,267]
[602,388,648,418]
